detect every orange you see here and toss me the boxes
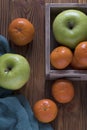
[33,99,58,123]
[74,41,87,66]
[50,46,73,69]
[71,55,87,69]
[52,79,74,103]
[8,18,35,46]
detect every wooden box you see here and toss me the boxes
[45,3,87,81]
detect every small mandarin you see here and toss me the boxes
[8,18,35,46]
[52,79,74,103]
[50,46,73,69]
[33,99,58,123]
[71,55,87,69]
[74,41,87,66]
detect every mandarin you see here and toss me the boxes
[71,55,87,69]
[52,79,74,104]
[50,46,73,69]
[33,99,58,123]
[74,41,87,67]
[8,18,35,46]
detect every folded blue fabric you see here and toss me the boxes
[0,35,11,55]
[0,87,53,130]
[0,35,15,56]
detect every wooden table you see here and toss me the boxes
[1,0,87,130]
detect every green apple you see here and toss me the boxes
[0,53,30,90]
[53,9,87,49]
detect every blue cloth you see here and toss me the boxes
[0,87,53,130]
[0,35,15,56]
[0,35,11,55]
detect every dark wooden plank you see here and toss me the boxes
[61,81,82,130]
[45,1,87,130]
[8,0,45,106]
[45,80,86,130]
[0,0,10,36]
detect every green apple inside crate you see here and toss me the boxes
[45,3,87,80]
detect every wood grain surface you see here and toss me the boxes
[0,0,87,130]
